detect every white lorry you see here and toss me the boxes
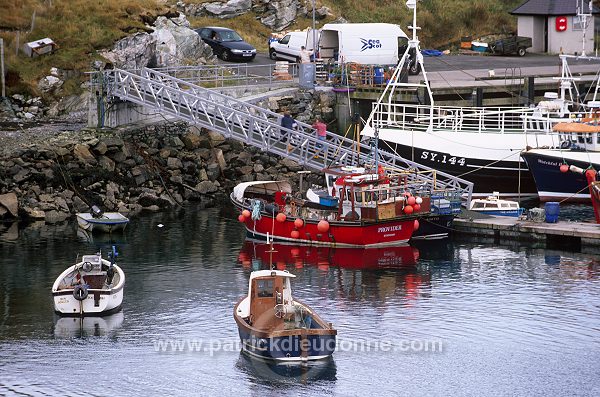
[318,23,410,66]
[269,23,419,73]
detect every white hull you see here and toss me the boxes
[375,126,558,165]
[53,288,123,315]
[76,212,129,233]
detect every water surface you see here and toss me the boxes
[1,206,599,396]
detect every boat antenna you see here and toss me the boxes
[577,0,593,57]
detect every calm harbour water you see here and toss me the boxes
[1,205,599,396]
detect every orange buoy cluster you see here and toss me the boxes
[403,192,424,214]
[238,209,251,223]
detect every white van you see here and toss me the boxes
[269,31,309,62]
[318,23,409,66]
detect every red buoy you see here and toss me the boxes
[276,213,287,222]
[294,218,304,228]
[403,191,412,198]
[413,219,420,230]
[560,164,569,173]
[407,196,416,206]
[317,219,330,233]
[290,247,300,256]
[404,205,414,214]
[291,230,300,239]
[414,203,421,212]
[242,209,251,218]
[238,214,245,222]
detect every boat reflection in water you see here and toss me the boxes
[236,352,337,385]
[53,311,124,338]
[238,240,420,270]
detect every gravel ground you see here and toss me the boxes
[0,113,87,157]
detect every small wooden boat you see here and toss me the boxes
[468,192,524,217]
[52,247,124,316]
[76,206,129,233]
[234,269,336,361]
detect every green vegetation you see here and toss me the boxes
[0,0,523,98]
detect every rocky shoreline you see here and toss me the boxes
[0,121,321,224]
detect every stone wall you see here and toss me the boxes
[0,122,322,224]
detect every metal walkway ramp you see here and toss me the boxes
[97,67,473,200]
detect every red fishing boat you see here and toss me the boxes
[231,179,423,248]
[238,240,420,270]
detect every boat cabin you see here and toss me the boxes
[554,121,600,152]
[237,270,298,331]
[322,165,430,221]
[468,192,523,217]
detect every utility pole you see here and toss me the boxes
[0,38,5,98]
[312,0,317,60]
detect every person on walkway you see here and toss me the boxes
[299,46,313,64]
[280,111,297,151]
[312,117,327,156]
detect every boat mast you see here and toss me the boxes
[578,0,593,57]
[363,0,434,134]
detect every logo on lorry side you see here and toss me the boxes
[360,38,382,51]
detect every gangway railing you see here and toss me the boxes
[97,67,473,201]
[146,63,299,88]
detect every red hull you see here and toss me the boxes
[240,213,415,248]
[238,240,420,269]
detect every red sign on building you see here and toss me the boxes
[556,16,568,32]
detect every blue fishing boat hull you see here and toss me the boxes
[238,328,336,361]
[521,151,594,202]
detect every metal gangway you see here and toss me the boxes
[95,67,473,201]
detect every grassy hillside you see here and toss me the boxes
[0,0,522,98]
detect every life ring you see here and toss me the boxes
[73,284,88,301]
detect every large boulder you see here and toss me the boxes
[102,33,157,70]
[152,15,215,66]
[0,192,18,217]
[259,0,298,31]
[101,14,215,69]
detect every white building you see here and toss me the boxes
[511,0,600,54]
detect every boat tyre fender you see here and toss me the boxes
[73,284,89,301]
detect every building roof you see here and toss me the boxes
[511,0,600,16]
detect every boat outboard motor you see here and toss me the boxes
[91,205,104,218]
[106,245,118,285]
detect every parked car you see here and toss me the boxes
[195,27,256,62]
[269,31,308,62]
